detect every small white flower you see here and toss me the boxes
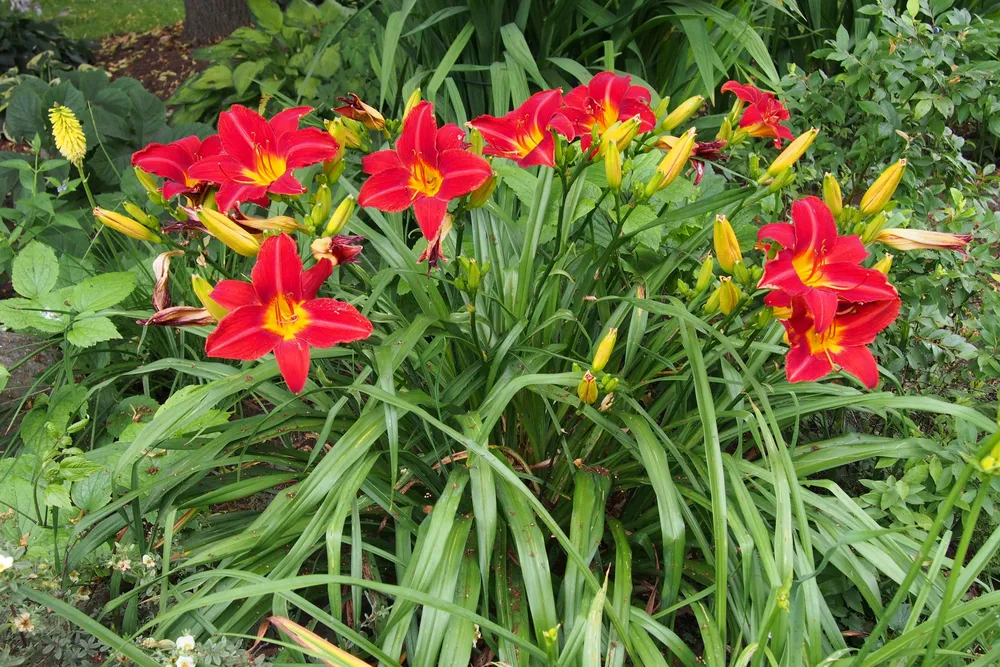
[0,553,13,572]
[68,570,80,583]
[13,611,34,633]
[142,554,156,569]
[175,635,196,652]
[116,558,132,572]
[175,656,196,667]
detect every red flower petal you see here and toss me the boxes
[831,346,879,389]
[218,105,276,170]
[358,168,414,213]
[299,298,374,348]
[274,339,311,393]
[281,127,340,169]
[548,112,576,139]
[468,114,522,156]
[362,150,403,174]
[215,181,268,213]
[791,197,837,257]
[413,196,448,241]
[784,336,833,383]
[589,71,631,119]
[396,101,439,168]
[267,171,306,196]
[832,298,901,347]
[131,136,200,185]
[212,279,259,309]
[188,155,243,185]
[519,132,556,168]
[825,236,869,264]
[251,233,303,304]
[436,123,467,152]
[269,106,313,136]
[803,289,839,334]
[436,150,491,199]
[205,305,280,360]
[301,258,333,299]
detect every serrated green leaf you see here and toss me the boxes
[67,316,121,347]
[69,272,135,312]
[12,241,58,298]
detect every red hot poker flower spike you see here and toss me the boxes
[721,81,794,148]
[205,234,373,393]
[132,135,223,201]
[467,89,574,167]
[188,105,340,213]
[561,71,656,153]
[757,196,897,334]
[781,296,901,389]
[357,101,491,265]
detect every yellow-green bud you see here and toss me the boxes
[695,254,714,294]
[716,117,732,142]
[860,159,907,216]
[718,276,741,315]
[591,327,618,373]
[654,96,670,121]
[823,172,843,218]
[578,371,598,404]
[762,127,818,180]
[135,167,159,195]
[861,211,890,244]
[323,195,355,237]
[732,259,751,286]
[872,253,893,275]
[704,284,721,314]
[403,88,422,120]
[644,127,696,197]
[661,95,704,132]
[981,455,997,472]
[123,202,159,230]
[310,184,332,229]
[604,140,622,192]
[713,215,742,273]
[192,275,228,320]
[93,207,161,242]
[469,173,497,208]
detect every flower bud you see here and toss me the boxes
[458,257,482,293]
[654,96,670,121]
[334,92,386,131]
[600,115,642,154]
[324,159,346,183]
[152,250,183,311]
[718,276,741,315]
[469,173,497,208]
[591,327,618,373]
[192,275,228,320]
[577,371,598,404]
[137,306,215,327]
[823,172,843,218]
[661,95,703,132]
[861,211,889,244]
[239,215,307,233]
[694,253,714,294]
[872,253,893,275]
[763,127,818,179]
[604,141,622,192]
[727,98,746,127]
[860,159,907,216]
[123,202,159,229]
[135,167,160,196]
[403,88,422,120]
[875,228,972,253]
[704,284,721,314]
[716,116,732,142]
[713,215,741,273]
[644,127,696,197]
[323,195,356,237]
[732,259,751,286]
[469,127,484,156]
[310,184,332,229]
[198,207,260,257]
[311,235,364,266]
[981,455,998,472]
[93,207,161,242]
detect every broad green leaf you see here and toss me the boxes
[69,272,135,311]
[249,0,283,32]
[12,241,58,298]
[67,316,121,347]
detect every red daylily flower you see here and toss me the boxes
[189,105,340,213]
[780,296,900,389]
[561,71,656,152]
[757,196,897,334]
[132,135,223,201]
[653,136,729,185]
[357,101,491,265]
[467,89,574,167]
[205,234,373,393]
[721,81,794,148]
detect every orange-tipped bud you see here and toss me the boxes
[860,159,907,216]
[93,207,161,242]
[577,371,598,404]
[713,215,742,273]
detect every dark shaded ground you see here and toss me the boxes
[93,21,208,101]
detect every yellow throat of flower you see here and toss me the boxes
[262,294,310,340]
[244,146,288,186]
[408,155,443,197]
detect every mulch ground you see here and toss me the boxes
[93,21,211,101]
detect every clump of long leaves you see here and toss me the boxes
[22,83,999,667]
